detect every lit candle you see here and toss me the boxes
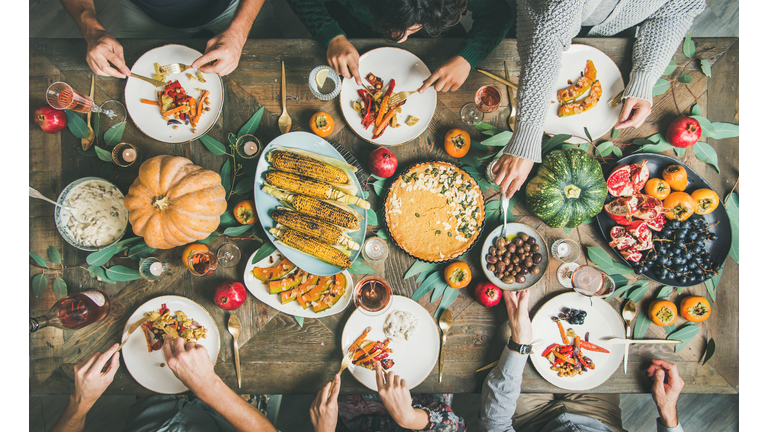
[244,141,258,156]
[150,262,163,276]
[122,148,136,163]
[557,242,571,257]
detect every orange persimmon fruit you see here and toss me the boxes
[662,164,688,191]
[444,129,470,158]
[679,296,711,322]
[644,178,671,200]
[690,189,719,215]
[234,200,257,225]
[663,192,696,221]
[444,261,472,289]
[649,299,677,327]
[310,112,335,137]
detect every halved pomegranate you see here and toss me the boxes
[609,226,636,250]
[646,213,666,232]
[619,245,643,262]
[629,160,650,194]
[604,196,638,225]
[634,194,666,220]
[606,165,634,197]
[626,221,653,251]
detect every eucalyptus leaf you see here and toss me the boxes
[32,274,48,301]
[691,104,702,116]
[677,287,684,295]
[583,127,593,142]
[481,131,513,147]
[221,160,232,196]
[596,142,614,157]
[669,322,700,352]
[587,247,618,271]
[701,337,716,365]
[542,134,572,154]
[613,147,623,157]
[610,274,629,287]
[652,79,670,96]
[412,271,443,301]
[682,33,695,58]
[692,142,720,173]
[632,138,656,146]
[47,246,62,265]
[105,265,142,282]
[103,122,126,147]
[371,181,385,196]
[470,139,489,153]
[30,251,48,268]
[461,155,483,168]
[93,112,100,141]
[404,260,440,279]
[89,265,115,284]
[367,208,379,226]
[656,285,674,299]
[724,192,739,262]
[435,287,460,317]
[234,178,254,195]
[229,133,237,146]
[563,228,571,235]
[635,143,673,154]
[578,142,590,152]
[199,235,217,244]
[348,260,376,275]
[582,217,594,225]
[663,60,677,75]
[674,147,686,158]
[77,146,97,157]
[376,229,389,240]
[53,277,68,299]
[611,129,619,139]
[370,174,386,181]
[689,116,715,137]
[710,123,739,139]
[486,200,501,211]
[218,211,238,227]
[100,163,115,177]
[634,311,651,339]
[699,58,712,78]
[430,280,449,303]
[86,244,124,266]
[200,135,228,155]
[628,285,649,304]
[474,121,505,136]
[94,146,113,162]
[677,73,693,84]
[223,225,252,236]
[294,316,304,327]
[251,242,277,264]
[605,283,636,300]
[66,111,88,139]
[704,272,719,302]
[663,324,676,335]
[238,106,265,137]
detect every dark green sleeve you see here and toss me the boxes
[457,0,515,69]
[285,0,346,47]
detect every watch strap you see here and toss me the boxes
[508,337,532,355]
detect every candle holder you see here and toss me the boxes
[139,257,168,282]
[112,142,139,167]
[235,134,262,159]
[362,237,388,262]
[550,238,581,263]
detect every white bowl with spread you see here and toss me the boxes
[55,177,129,251]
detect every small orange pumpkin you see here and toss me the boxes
[649,299,677,327]
[444,128,470,158]
[444,261,472,289]
[690,189,719,215]
[662,164,688,191]
[644,178,671,200]
[124,155,227,249]
[680,296,711,322]
[664,192,696,221]
[310,112,334,137]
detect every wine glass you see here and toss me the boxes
[570,265,616,298]
[460,85,502,125]
[216,243,242,268]
[46,82,126,125]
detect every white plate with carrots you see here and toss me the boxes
[125,44,224,143]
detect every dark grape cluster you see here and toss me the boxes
[633,216,721,284]
[558,307,587,325]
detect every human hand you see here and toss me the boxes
[492,154,535,198]
[503,290,532,345]
[84,30,131,78]
[615,97,652,130]
[310,375,340,432]
[162,336,219,394]
[375,362,428,430]
[72,343,120,409]
[647,359,684,427]
[327,35,361,86]
[418,56,471,93]
[192,29,246,76]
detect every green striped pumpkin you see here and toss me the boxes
[525,148,607,228]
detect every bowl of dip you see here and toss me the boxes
[55,177,129,251]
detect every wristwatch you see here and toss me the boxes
[508,337,532,355]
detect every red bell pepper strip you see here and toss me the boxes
[159,303,169,315]
[580,340,610,353]
[553,357,564,366]
[556,320,569,345]
[560,345,573,355]
[541,343,559,357]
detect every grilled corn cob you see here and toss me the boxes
[264,171,370,209]
[272,209,360,251]
[268,150,349,184]
[269,227,352,268]
[262,185,360,230]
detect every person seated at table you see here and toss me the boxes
[478,290,687,432]
[492,0,706,198]
[51,337,277,432]
[286,0,514,92]
[59,0,280,77]
[310,365,466,431]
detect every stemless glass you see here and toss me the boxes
[46,82,126,125]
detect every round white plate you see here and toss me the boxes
[480,223,550,291]
[543,44,624,143]
[339,47,437,145]
[121,295,220,394]
[529,292,624,391]
[125,44,223,143]
[243,249,353,317]
[253,131,367,276]
[341,296,440,391]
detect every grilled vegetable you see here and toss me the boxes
[261,185,361,230]
[269,227,352,268]
[268,149,349,184]
[264,170,370,209]
[272,208,360,251]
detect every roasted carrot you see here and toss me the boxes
[579,340,609,353]
[352,341,378,362]
[347,326,372,355]
[373,108,397,137]
[141,99,159,105]
[375,96,389,127]
[553,350,576,365]
[162,105,190,119]
[556,320,569,345]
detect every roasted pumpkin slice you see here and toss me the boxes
[299,276,332,309]
[557,80,602,117]
[312,273,347,312]
[280,274,319,304]
[252,258,296,281]
[268,270,306,294]
[557,60,597,103]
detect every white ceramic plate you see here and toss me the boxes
[543,44,624,143]
[480,223,550,291]
[341,296,440,391]
[121,295,220,394]
[253,131,367,276]
[125,44,223,143]
[339,47,437,145]
[529,292,624,391]
[243,249,353,317]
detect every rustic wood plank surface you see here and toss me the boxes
[29,37,738,396]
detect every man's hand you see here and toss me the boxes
[310,375,340,432]
[72,343,121,408]
[503,290,532,345]
[375,362,429,430]
[84,30,131,78]
[326,35,361,85]
[419,56,471,93]
[162,336,219,394]
[647,359,684,428]
[192,29,247,76]
[615,97,652,130]
[492,154,535,198]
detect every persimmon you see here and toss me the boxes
[310,112,335,137]
[644,178,671,200]
[444,261,472,289]
[182,243,209,271]
[663,192,695,221]
[234,200,257,225]
[690,189,719,215]
[444,128,470,158]
[679,296,711,322]
[662,164,688,191]
[649,299,677,327]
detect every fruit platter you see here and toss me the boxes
[595,153,731,287]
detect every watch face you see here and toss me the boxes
[508,339,532,354]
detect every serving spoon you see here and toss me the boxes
[622,299,636,374]
[278,61,291,134]
[438,309,453,382]
[29,187,85,224]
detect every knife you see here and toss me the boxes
[603,338,682,345]
[117,316,148,352]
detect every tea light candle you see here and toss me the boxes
[122,148,136,163]
[557,242,571,258]
[363,237,388,261]
[243,141,258,156]
[149,262,163,276]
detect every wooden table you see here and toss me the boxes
[30,37,739,396]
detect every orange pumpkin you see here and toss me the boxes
[679,296,711,322]
[182,243,209,271]
[310,112,335,137]
[445,261,472,289]
[644,178,671,200]
[649,299,677,327]
[124,155,227,249]
[234,199,257,224]
[444,129,470,158]
[690,189,719,215]
[663,192,696,221]
[662,164,688,191]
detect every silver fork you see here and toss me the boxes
[607,90,624,108]
[328,349,355,395]
[475,338,544,372]
[160,63,191,74]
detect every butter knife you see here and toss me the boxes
[603,338,682,345]
[117,316,148,352]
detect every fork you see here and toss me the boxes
[475,338,543,372]
[160,63,191,74]
[607,90,624,108]
[387,89,420,107]
[328,349,355,395]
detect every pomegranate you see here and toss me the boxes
[604,196,638,225]
[666,116,702,148]
[609,226,636,250]
[633,194,665,220]
[33,106,68,134]
[368,147,398,178]
[213,280,247,310]
[619,246,643,262]
[628,160,650,193]
[606,165,633,197]
[474,282,502,308]
[646,213,666,232]
[626,221,653,251]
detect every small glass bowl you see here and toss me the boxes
[551,239,581,263]
[235,134,262,159]
[308,65,341,100]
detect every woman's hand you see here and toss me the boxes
[503,290,532,345]
[375,362,429,430]
[310,375,340,432]
[615,97,652,130]
[84,30,131,78]
[192,29,247,76]
[419,56,471,93]
[492,154,535,198]
[327,35,361,85]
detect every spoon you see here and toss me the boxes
[228,314,242,388]
[504,61,516,131]
[621,299,637,374]
[500,195,510,239]
[278,61,291,134]
[81,75,95,150]
[438,309,453,382]
[29,187,85,224]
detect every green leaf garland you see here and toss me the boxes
[53,277,68,299]
[668,322,700,352]
[105,265,142,282]
[656,285,674,299]
[103,122,126,147]
[692,142,720,173]
[678,73,693,84]
[700,59,712,78]
[474,121,505,136]
[710,123,739,139]
[223,225,252,236]
[412,271,443,301]
[238,106,265,137]
[251,242,277,264]
[633,311,651,339]
[481,131,513,147]
[682,33,695,58]
[689,116,715,137]
[66,111,88,139]
[47,246,62,265]
[435,287,459,317]
[94,146,112,162]
[663,60,677,75]
[220,160,232,196]
[32,274,48,301]
[652,79,671,96]
[30,251,48,268]
[234,178,253,195]
[348,260,376,275]
[404,260,440,280]
[724,192,739,262]
[200,135,228,155]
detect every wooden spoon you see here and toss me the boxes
[81,75,95,150]
[278,61,291,134]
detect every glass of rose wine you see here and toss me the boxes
[46,81,126,126]
[460,85,501,125]
[570,265,616,298]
